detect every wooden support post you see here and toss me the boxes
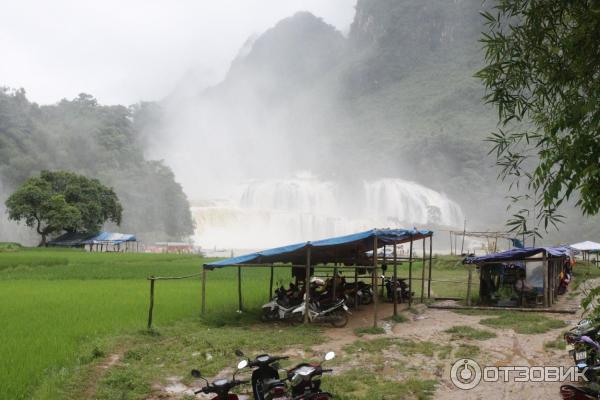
[354,265,359,311]
[269,264,274,299]
[543,251,549,307]
[393,243,398,316]
[237,266,243,312]
[420,239,426,303]
[332,265,338,301]
[428,236,433,299]
[147,277,155,330]
[373,235,379,328]
[304,245,312,324]
[460,219,466,255]
[201,268,206,315]
[408,237,414,307]
[381,245,386,297]
[466,267,472,306]
[449,231,453,255]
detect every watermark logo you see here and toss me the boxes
[450,359,588,390]
[450,358,482,389]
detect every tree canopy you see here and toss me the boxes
[5,170,122,246]
[477,0,600,236]
[0,89,195,243]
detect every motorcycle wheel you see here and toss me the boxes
[330,310,349,328]
[360,292,373,305]
[261,309,277,322]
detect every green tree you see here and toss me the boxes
[477,0,600,236]
[5,170,122,246]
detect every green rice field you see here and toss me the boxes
[0,246,470,399]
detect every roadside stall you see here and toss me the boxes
[464,247,570,308]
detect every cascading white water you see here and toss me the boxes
[192,176,464,251]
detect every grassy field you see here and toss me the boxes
[0,247,471,399]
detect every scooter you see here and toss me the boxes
[560,384,600,399]
[262,284,305,322]
[383,276,413,303]
[292,296,351,328]
[191,359,249,400]
[235,349,289,400]
[343,281,373,306]
[287,351,336,399]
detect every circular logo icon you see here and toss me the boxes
[450,358,482,390]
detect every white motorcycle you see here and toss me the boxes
[292,296,351,328]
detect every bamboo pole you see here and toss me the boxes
[237,265,242,312]
[147,277,155,329]
[304,245,312,324]
[354,264,359,311]
[420,239,426,303]
[466,267,472,306]
[201,268,206,315]
[408,237,414,307]
[460,219,467,255]
[393,243,398,316]
[373,235,378,328]
[543,250,549,307]
[428,235,433,299]
[381,245,386,297]
[269,264,274,299]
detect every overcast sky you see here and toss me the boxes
[0,0,356,105]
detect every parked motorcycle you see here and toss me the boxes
[292,296,350,327]
[235,349,289,400]
[287,351,336,399]
[343,281,373,306]
[560,384,600,399]
[190,359,249,400]
[383,276,413,303]
[262,284,305,323]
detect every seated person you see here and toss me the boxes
[514,270,538,301]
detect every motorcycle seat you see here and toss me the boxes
[263,378,285,391]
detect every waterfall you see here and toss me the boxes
[193,176,464,250]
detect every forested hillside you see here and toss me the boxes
[0,89,194,244]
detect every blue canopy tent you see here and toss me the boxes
[464,247,570,307]
[201,228,434,326]
[48,231,138,252]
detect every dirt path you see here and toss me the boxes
[82,349,125,399]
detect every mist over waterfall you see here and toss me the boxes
[193,175,464,250]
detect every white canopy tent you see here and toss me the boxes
[570,241,600,261]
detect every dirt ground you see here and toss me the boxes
[128,281,597,400]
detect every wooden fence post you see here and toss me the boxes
[466,267,472,306]
[393,244,398,316]
[373,235,378,328]
[201,268,206,315]
[237,266,243,312]
[408,237,414,307]
[420,239,426,303]
[428,235,433,299]
[147,277,155,329]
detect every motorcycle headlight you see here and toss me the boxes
[291,374,302,386]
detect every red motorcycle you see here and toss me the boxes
[191,359,249,399]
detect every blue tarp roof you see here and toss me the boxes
[204,228,433,268]
[464,246,570,264]
[48,231,136,246]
